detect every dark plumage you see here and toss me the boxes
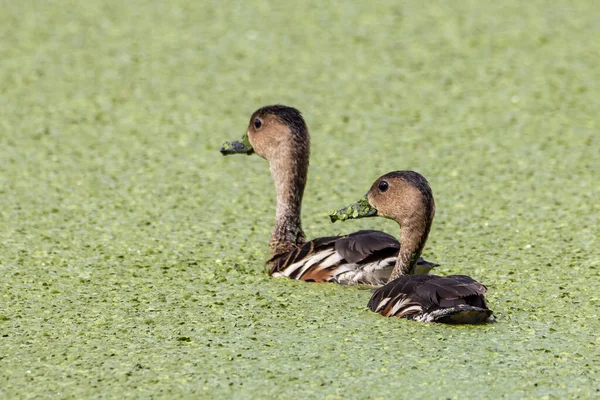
[368,275,492,323]
[334,230,399,263]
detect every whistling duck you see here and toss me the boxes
[330,171,493,323]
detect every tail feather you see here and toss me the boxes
[419,305,494,324]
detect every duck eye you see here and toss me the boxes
[253,118,262,129]
[378,181,389,192]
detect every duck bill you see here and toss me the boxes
[220,134,254,156]
[329,195,377,223]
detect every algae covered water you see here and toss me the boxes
[1,1,599,398]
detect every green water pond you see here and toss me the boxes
[1,0,599,398]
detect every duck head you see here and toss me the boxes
[330,171,435,278]
[330,171,434,224]
[220,105,310,163]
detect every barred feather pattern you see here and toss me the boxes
[368,274,493,324]
[268,230,438,286]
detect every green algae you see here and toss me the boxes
[329,195,377,222]
[1,0,599,398]
[220,134,254,156]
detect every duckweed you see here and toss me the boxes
[1,0,599,398]
[329,196,375,222]
[220,141,236,151]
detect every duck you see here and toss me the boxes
[329,170,493,323]
[220,105,437,286]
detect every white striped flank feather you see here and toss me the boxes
[374,297,391,313]
[310,252,345,273]
[271,249,335,278]
[387,295,412,317]
[397,305,423,318]
[271,249,397,285]
[334,256,396,286]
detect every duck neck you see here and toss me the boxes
[389,201,435,281]
[269,158,307,254]
[389,229,428,280]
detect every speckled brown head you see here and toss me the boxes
[221,105,310,255]
[221,105,310,161]
[366,171,435,227]
[330,171,435,279]
[245,105,309,163]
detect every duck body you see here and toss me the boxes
[368,274,493,323]
[330,170,493,324]
[269,230,437,286]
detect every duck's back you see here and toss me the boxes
[268,230,435,286]
[368,274,493,323]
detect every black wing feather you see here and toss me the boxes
[368,274,492,323]
[334,230,399,263]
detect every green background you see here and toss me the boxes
[1,0,598,398]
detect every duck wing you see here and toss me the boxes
[268,230,436,286]
[368,275,493,323]
[334,230,399,263]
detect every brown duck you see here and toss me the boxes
[330,171,493,323]
[220,105,437,286]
